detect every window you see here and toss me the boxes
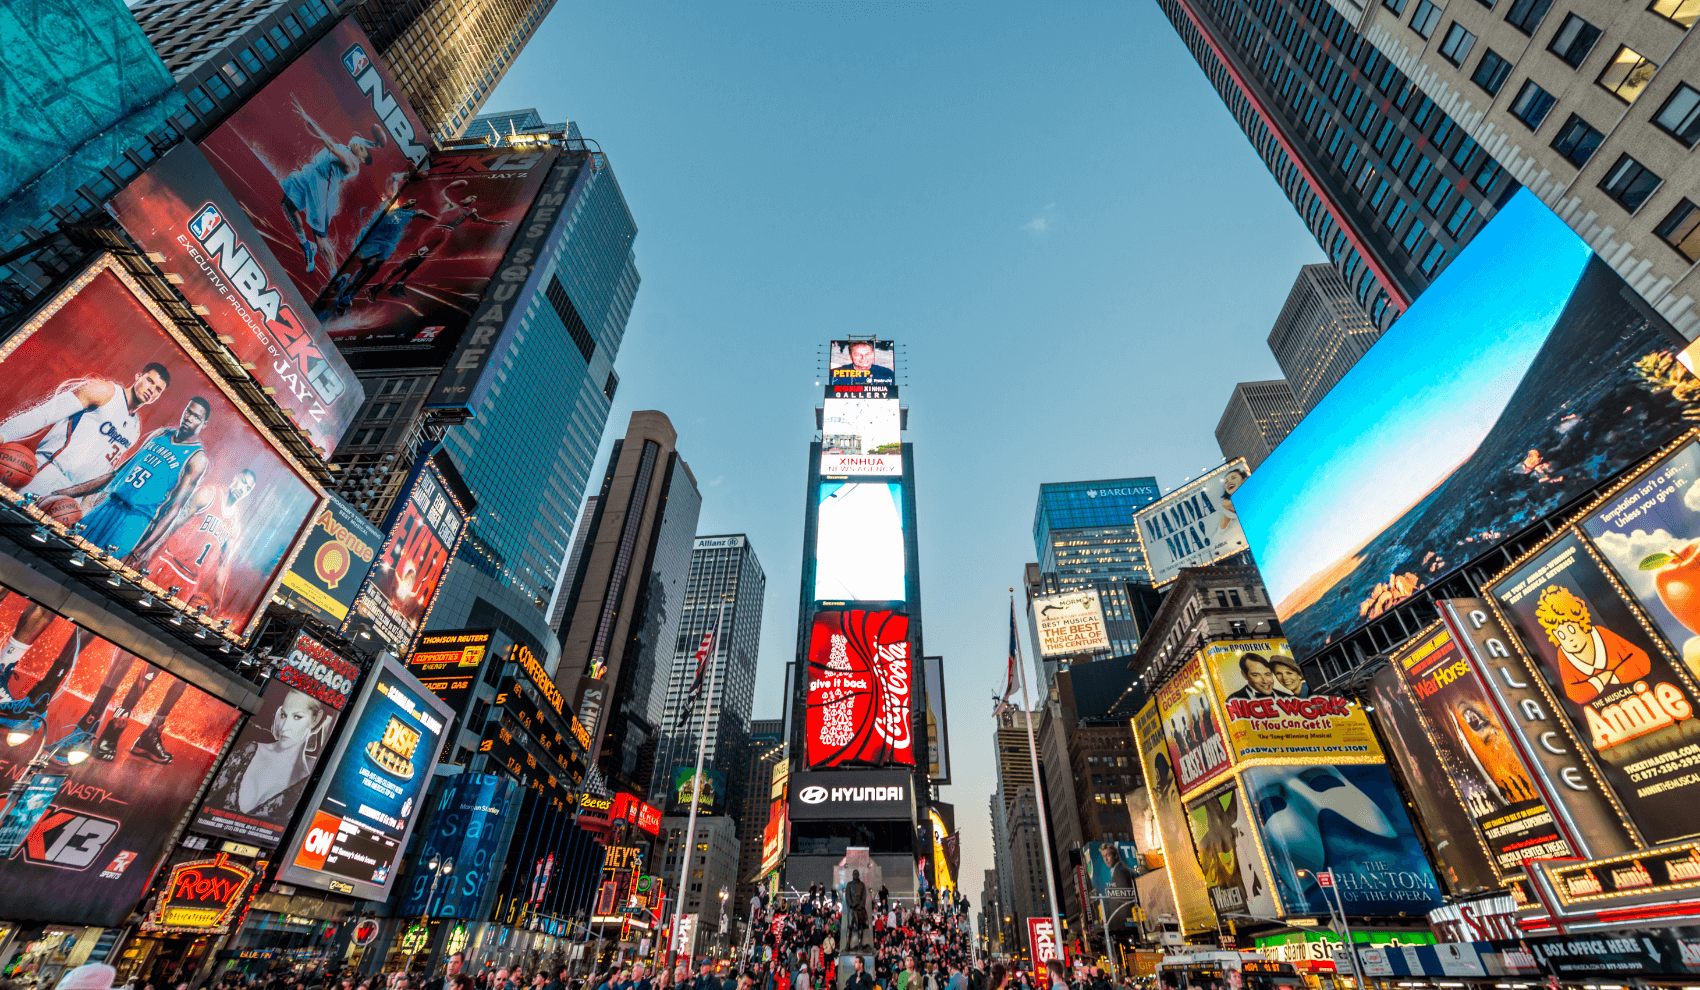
[1654,84,1700,146]
[1433,116,1458,150]
[1598,46,1658,103]
[1388,197,1411,230]
[1655,199,1700,262]
[1413,95,1437,129]
[1411,0,1445,38]
[1474,157,1505,193]
[221,60,247,86]
[1385,0,1409,15]
[1403,219,1429,253]
[1505,0,1553,32]
[252,36,277,61]
[1510,79,1556,128]
[1600,154,1662,211]
[1420,241,1447,274]
[1408,155,1434,193]
[1551,113,1604,165]
[1358,162,1379,191]
[204,74,231,101]
[1390,136,1416,171]
[1548,14,1600,68]
[1473,49,1513,94]
[187,86,214,115]
[281,14,304,38]
[1440,23,1476,64]
[1374,118,1398,151]
[1650,0,1700,27]
[239,47,263,73]
[1452,135,1480,170]
[1370,178,1393,208]
[1426,176,1454,213]
[1446,198,1477,236]
[267,26,290,51]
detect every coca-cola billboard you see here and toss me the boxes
[806,609,914,767]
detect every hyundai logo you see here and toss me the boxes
[799,785,828,805]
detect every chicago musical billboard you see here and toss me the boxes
[0,256,321,640]
[198,18,430,303]
[805,609,913,768]
[0,587,241,926]
[107,142,362,456]
[277,653,451,900]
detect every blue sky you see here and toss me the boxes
[1233,191,1593,611]
[489,0,1331,914]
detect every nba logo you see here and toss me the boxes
[342,44,369,78]
[188,204,221,240]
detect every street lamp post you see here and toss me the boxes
[414,857,455,975]
[718,886,729,957]
[1295,871,1361,990]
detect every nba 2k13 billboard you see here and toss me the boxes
[0,255,322,640]
[198,18,430,305]
[108,142,362,457]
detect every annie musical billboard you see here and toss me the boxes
[0,256,320,640]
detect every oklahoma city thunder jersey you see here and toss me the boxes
[107,428,203,514]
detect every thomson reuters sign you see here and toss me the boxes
[788,769,913,821]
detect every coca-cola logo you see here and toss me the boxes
[875,642,911,751]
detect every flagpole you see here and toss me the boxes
[671,594,727,970]
[1012,591,1065,966]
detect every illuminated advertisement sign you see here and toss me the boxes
[1204,638,1382,765]
[1241,763,1444,916]
[1582,435,1700,660]
[276,495,382,626]
[1387,625,1572,878]
[1133,698,1217,934]
[1134,461,1250,586]
[1525,841,1700,929]
[277,653,451,900]
[1488,531,1700,845]
[198,18,430,304]
[923,655,951,784]
[315,147,557,365]
[1032,589,1112,658]
[1367,663,1502,896]
[107,142,361,456]
[399,772,517,918]
[342,451,467,655]
[1155,655,1231,797]
[821,398,901,476]
[1027,918,1065,966]
[0,587,241,926]
[1083,841,1142,929]
[814,481,905,602]
[1234,191,1700,660]
[141,853,254,933]
[1185,779,1278,916]
[407,628,492,714]
[805,609,913,768]
[666,767,726,817]
[827,340,896,399]
[193,631,357,847]
[0,256,321,641]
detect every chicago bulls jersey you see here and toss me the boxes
[155,484,242,590]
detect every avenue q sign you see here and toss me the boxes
[789,768,914,821]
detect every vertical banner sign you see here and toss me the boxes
[342,452,467,655]
[1487,532,1700,845]
[1133,699,1217,934]
[1387,625,1573,877]
[426,151,590,412]
[106,143,362,456]
[1438,598,1639,862]
[1185,779,1279,916]
[1155,654,1231,797]
[805,609,913,768]
[399,773,516,917]
[1027,918,1065,966]
[1032,589,1112,657]
[193,631,358,846]
[197,18,431,303]
[923,655,951,784]
[275,495,383,626]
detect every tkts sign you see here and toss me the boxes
[805,609,913,768]
[1028,918,1066,965]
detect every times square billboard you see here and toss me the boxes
[1234,190,1700,662]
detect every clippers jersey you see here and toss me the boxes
[23,383,139,496]
[155,484,242,590]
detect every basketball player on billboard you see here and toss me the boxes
[139,468,257,622]
[0,625,189,764]
[59,398,211,562]
[369,180,509,299]
[0,364,172,498]
[315,196,435,318]
[277,95,389,274]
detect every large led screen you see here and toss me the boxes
[0,257,320,640]
[827,340,896,399]
[814,481,905,602]
[0,586,241,926]
[805,609,914,768]
[1234,190,1699,660]
[277,653,450,900]
[198,19,430,304]
[821,398,901,476]
[342,453,466,655]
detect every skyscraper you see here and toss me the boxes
[1159,0,1507,326]
[1030,479,1162,662]
[1267,263,1383,411]
[554,411,702,796]
[1215,379,1305,469]
[990,707,1052,949]
[735,718,785,913]
[352,0,556,141]
[651,534,767,807]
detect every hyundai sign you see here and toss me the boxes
[788,768,914,821]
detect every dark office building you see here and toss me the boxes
[1158,0,1511,327]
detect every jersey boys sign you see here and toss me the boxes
[806,609,913,768]
[107,143,360,456]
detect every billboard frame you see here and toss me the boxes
[1133,459,1250,587]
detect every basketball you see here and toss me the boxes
[0,442,36,491]
[38,495,81,528]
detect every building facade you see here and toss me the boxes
[1030,479,1163,665]
[735,719,786,914]
[657,815,741,952]
[1336,0,1700,338]
[555,411,702,797]
[1126,564,1281,688]
[990,708,1052,959]
[1215,379,1306,469]
[1268,263,1385,411]
[650,535,767,808]
[1159,0,1507,327]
